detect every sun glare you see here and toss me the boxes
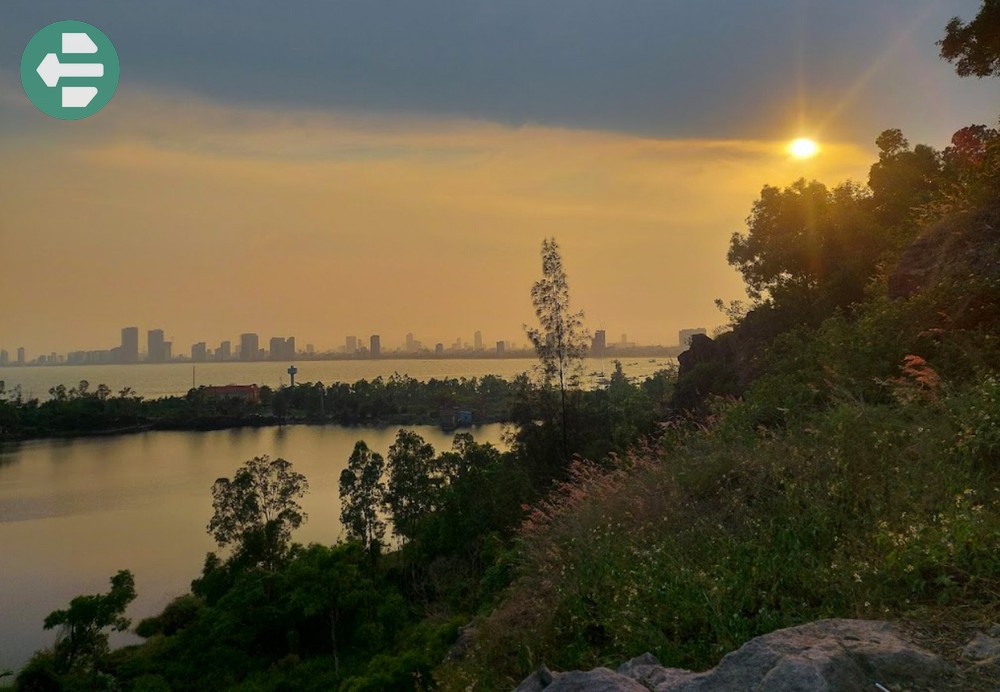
[788,137,820,159]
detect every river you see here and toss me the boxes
[0,357,675,400]
[0,423,507,673]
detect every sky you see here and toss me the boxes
[0,1,996,355]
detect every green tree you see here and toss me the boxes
[385,430,439,542]
[42,569,137,673]
[939,0,1000,77]
[727,179,883,316]
[524,237,590,458]
[208,455,309,571]
[339,441,387,557]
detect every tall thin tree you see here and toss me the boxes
[525,237,590,458]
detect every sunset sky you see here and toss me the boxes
[1,1,996,355]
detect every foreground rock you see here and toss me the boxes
[516,619,950,691]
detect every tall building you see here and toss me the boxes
[678,328,708,348]
[191,342,208,362]
[435,343,444,355]
[240,333,259,361]
[270,337,295,360]
[370,334,381,357]
[0,350,8,366]
[162,341,172,361]
[592,329,606,355]
[217,340,232,361]
[121,327,139,364]
[147,329,166,363]
[345,335,357,354]
[496,340,505,355]
[16,347,26,365]
[269,336,285,360]
[474,330,483,351]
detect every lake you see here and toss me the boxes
[0,357,675,400]
[0,423,507,673]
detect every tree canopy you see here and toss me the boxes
[939,0,1000,77]
[208,455,309,570]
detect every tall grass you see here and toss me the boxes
[437,376,1000,689]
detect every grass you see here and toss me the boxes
[437,375,1000,689]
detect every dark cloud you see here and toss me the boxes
[1,1,994,141]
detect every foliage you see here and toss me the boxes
[384,429,440,542]
[939,0,1000,77]
[339,442,387,557]
[208,456,309,571]
[39,570,136,675]
[525,237,590,460]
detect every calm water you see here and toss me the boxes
[0,357,675,400]
[0,424,507,673]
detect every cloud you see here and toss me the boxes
[0,87,875,354]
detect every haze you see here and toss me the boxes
[1,1,995,355]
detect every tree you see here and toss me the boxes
[385,429,439,541]
[524,237,590,458]
[42,569,136,673]
[727,179,883,318]
[939,0,1000,77]
[339,441,386,557]
[208,455,309,570]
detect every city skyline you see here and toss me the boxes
[1,322,688,367]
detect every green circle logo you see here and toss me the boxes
[20,20,120,120]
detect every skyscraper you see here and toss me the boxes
[121,327,139,364]
[474,330,483,351]
[217,341,232,361]
[592,330,606,355]
[240,333,259,361]
[346,335,357,354]
[678,328,707,348]
[148,329,165,363]
[370,334,381,357]
[269,336,285,360]
[0,350,8,366]
[191,342,207,362]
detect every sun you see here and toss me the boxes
[788,137,820,159]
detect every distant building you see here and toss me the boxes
[306,344,314,355]
[592,329,607,355]
[678,328,708,348]
[240,333,259,361]
[269,336,285,360]
[370,334,381,357]
[121,327,138,364]
[435,343,444,355]
[0,350,8,366]
[496,340,505,356]
[474,330,483,351]
[162,342,172,361]
[202,384,260,404]
[191,342,208,362]
[346,335,357,354]
[148,329,165,363]
[270,336,295,360]
[17,347,26,365]
[217,340,232,361]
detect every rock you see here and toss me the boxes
[517,619,949,691]
[888,208,1000,301]
[444,623,477,661]
[618,653,699,689]
[515,665,646,692]
[963,632,1000,661]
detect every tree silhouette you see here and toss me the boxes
[525,237,590,459]
[939,0,1000,77]
[208,455,309,571]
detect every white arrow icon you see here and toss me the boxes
[36,53,104,88]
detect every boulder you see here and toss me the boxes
[516,619,949,691]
